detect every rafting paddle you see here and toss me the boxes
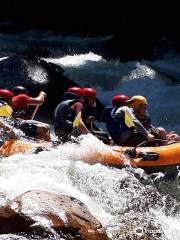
[31,105,40,120]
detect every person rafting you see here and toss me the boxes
[127,95,180,145]
[53,87,90,142]
[10,86,51,142]
[101,95,129,144]
[81,87,110,144]
[54,86,110,143]
[127,96,166,138]
[103,94,154,146]
[11,86,46,120]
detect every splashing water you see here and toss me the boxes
[0,133,180,239]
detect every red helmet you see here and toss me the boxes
[112,95,129,107]
[67,87,83,96]
[0,89,14,100]
[83,87,96,97]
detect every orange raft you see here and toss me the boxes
[1,140,180,175]
[78,142,180,174]
[0,139,32,157]
[0,139,52,157]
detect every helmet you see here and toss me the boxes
[83,87,96,97]
[0,89,14,100]
[12,86,28,96]
[127,95,148,109]
[67,87,83,96]
[112,95,129,107]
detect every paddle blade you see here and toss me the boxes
[0,105,13,117]
[125,110,135,128]
[73,112,81,128]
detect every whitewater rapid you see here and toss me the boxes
[1,134,180,239]
[1,37,180,238]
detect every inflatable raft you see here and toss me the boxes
[1,140,180,175]
[78,142,180,175]
[0,139,52,157]
[0,139,32,156]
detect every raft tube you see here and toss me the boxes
[77,143,180,176]
[0,139,51,157]
[1,140,180,176]
[0,139,32,156]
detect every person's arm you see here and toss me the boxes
[133,119,154,140]
[28,91,46,106]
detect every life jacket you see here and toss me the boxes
[105,106,129,143]
[53,99,80,130]
[101,106,113,123]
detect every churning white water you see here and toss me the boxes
[1,134,180,239]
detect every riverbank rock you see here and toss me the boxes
[0,190,108,240]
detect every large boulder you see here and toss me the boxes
[0,56,75,120]
[0,190,108,239]
[0,56,104,121]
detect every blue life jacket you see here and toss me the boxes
[53,99,80,130]
[102,106,129,143]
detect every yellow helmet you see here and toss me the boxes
[127,95,148,110]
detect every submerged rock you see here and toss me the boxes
[0,190,108,240]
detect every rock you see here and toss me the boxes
[0,56,75,119]
[0,56,104,120]
[0,190,108,240]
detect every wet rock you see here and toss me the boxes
[0,190,108,240]
[0,56,75,119]
[0,56,104,120]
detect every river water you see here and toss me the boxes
[0,32,180,239]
